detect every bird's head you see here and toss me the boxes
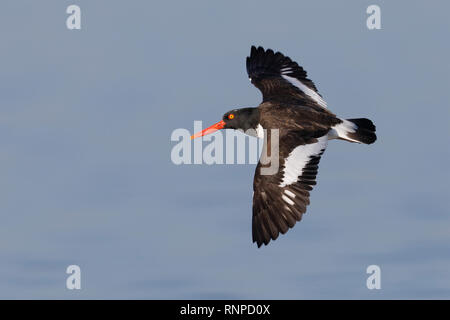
[191,107,259,139]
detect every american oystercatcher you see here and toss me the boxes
[192,46,376,247]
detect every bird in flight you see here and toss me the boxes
[191,46,377,247]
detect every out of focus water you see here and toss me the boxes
[0,1,449,299]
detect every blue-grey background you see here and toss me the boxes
[1,0,449,299]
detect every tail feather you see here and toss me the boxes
[329,118,377,144]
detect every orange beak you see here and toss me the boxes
[191,120,226,139]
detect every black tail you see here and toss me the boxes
[345,118,377,144]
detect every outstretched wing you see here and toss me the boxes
[246,46,327,108]
[252,130,328,247]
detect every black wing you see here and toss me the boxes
[252,130,328,247]
[246,46,327,108]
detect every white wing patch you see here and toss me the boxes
[279,135,328,187]
[256,124,265,139]
[282,195,295,206]
[328,119,359,142]
[284,189,296,198]
[281,74,327,108]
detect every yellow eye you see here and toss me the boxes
[228,114,235,120]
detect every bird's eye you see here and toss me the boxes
[228,114,235,120]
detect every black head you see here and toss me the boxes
[222,107,259,131]
[191,107,259,140]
